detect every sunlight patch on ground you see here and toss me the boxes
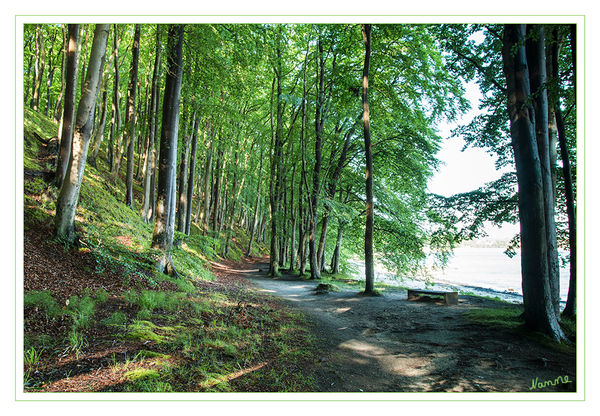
[338,339,433,377]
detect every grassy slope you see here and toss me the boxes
[23,107,317,392]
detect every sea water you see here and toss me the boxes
[350,247,570,305]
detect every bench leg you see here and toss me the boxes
[444,292,458,305]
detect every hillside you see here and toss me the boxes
[22,107,317,392]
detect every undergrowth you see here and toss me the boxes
[23,108,312,392]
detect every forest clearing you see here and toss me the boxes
[20,21,578,396]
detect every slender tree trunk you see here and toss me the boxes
[53,25,68,121]
[55,24,80,188]
[247,147,264,257]
[143,26,162,223]
[31,25,45,111]
[151,24,185,276]
[298,30,311,277]
[525,25,561,316]
[200,131,213,233]
[136,80,149,181]
[79,25,90,96]
[44,67,55,118]
[361,24,375,294]
[502,24,565,341]
[557,105,576,318]
[184,117,199,235]
[309,36,325,280]
[88,86,108,167]
[54,24,109,243]
[110,25,123,180]
[289,164,297,272]
[317,116,360,274]
[212,139,223,237]
[269,34,285,277]
[149,145,158,224]
[561,24,577,318]
[176,132,191,232]
[125,24,141,209]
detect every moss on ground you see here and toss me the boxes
[23,108,315,392]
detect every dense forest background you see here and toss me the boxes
[18,19,580,394]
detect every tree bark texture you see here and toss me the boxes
[525,25,561,316]
[361,24,375,294]
[151,24,185,275]
[125,24,141,209]
[185,117,199,235]
[54,24,110,243]
[88,86,109,167]
[502,24,565,341]
[55,24,80,188]
[143,26,162,223]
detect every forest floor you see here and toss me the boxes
[243,262,576,393]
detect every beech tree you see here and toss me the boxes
[54,24,110,243]
[125,24,141,209]
[151,24,185,275]
[142,25,162,223]
[502,24,565,341]
[361,23,375,295]
[55,24,80,188]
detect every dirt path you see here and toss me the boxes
[245,263,576,392]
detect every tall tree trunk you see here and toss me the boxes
[151,24,185,276]
[317,115,360,274]
[247,147,264,257]
[361,24,375,295]
[125,24,141,209]
[309,35,325,280]
[298,29,312,277]
[110,25,123,180]
[55,24,80,188]
[502,24,565,341]
[525,25,561,316]
[200,131,213,233]
[31,24,45,111]
[330,187,351,274]
[289,164,297,272]
[561,24,577,318]
[54,24,109,243]
[212,139,223,237]
[143,26,162,223]
[185,117,199,235]
[269,33,285,277]
[53,25,68,121]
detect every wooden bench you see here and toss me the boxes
[407,289,458,305]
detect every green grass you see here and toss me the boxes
[463,306,524,330]
[24,290,63,319]
[101,311,129,327]
[23,108,318,392]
